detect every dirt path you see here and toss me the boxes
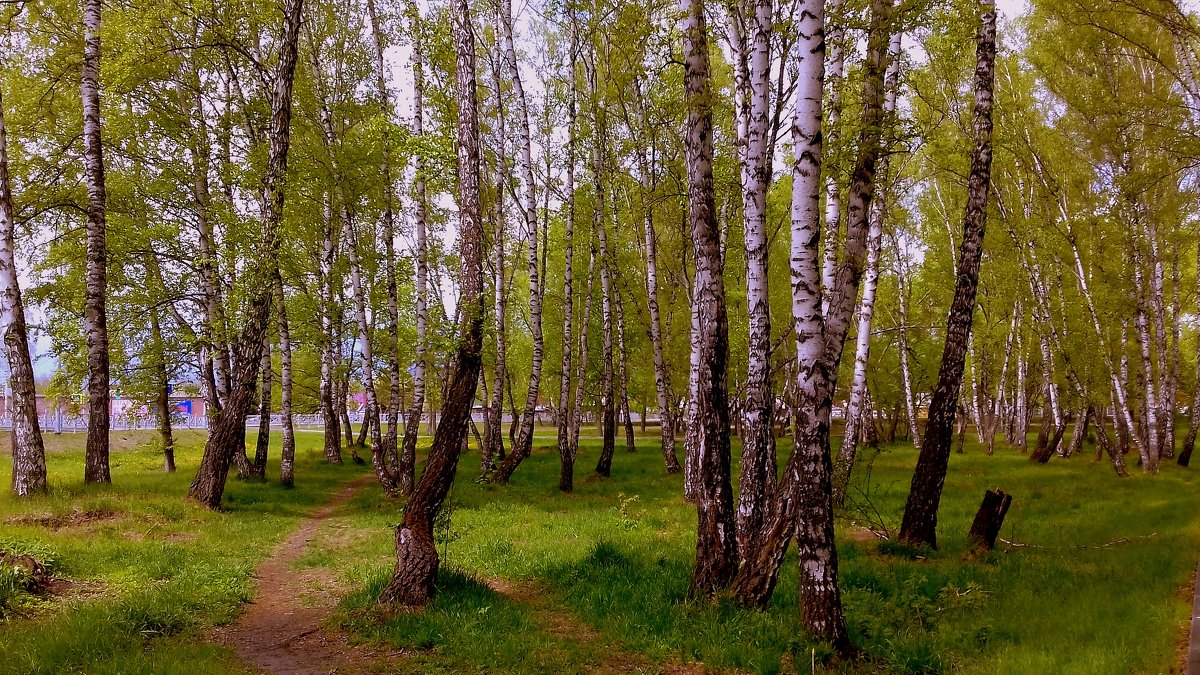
[214,474,400,674]
[484,577,702,675]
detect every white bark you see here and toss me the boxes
[0,86,47,496]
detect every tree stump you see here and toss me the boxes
[967,489,1012,551]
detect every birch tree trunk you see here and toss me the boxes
[632,119,680,473]
[0,87,46,496]
[680,0,737,597]
[483,73,508,475]
[898,0,996,549]
[894,232,922,449]
[556,17,579,490]
[593,150,617,477]
[615,277,636,454]
[186,70,226,423]
[319,198,343,465]
[148,306,174,473]
[378,0,485,604]
[82,0,111,485]
[732,0,777,560]
[821,0,847,308]
[188,0,304,509]
[834,30,901,499]
[1132,229,1161,472]
[349,221,396,494]
[733,0,893,652]
[567,239,597,491]
[275,273,296,487]
[499,0,545,468]
[399,0,428,495]
[364,0,402,473]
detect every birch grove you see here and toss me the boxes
[6,0,1200,658]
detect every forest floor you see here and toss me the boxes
[0,427,1197,674]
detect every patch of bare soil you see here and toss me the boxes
[8,508,122,529]
[483,577,704,675]
[0,551,103,618]
[212,475,403,674]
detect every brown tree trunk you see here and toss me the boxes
[187,0,304,510]
[82,0,111,485]
[898,0,996,549]
[378,0,484,605]
[967,489,1012,552]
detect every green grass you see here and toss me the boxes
[1,426,1196,674]
[329,430,1199,674]
[0,429,372,674]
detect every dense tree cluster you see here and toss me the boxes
[3,0,1200,650]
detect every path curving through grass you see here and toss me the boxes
[213,473,398,674]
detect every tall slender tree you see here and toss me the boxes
[81,0,111,485]
[898,0,997,548]
[378,0,485,604]
[187,0,306,509]
[681,0,738,597]
[0,84,47,497]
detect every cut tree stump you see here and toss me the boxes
[967,489,1012,552]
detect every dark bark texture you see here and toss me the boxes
[378,0,484,606]
[898,0,996,549]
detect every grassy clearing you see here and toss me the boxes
[0,426,1196,674]
[0,429,372,675]
[328,430,1199,674]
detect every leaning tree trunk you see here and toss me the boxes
[399,0,428,495]
[275,273,296,486]
[348,221,395,494]
[499,0,545,469]
[188,0,304,510]
[898,0,996,549]
[680,0,738,597]
[2,88,47,495]
[82,0,111,485]
[835,31,901,500]
[378,0,484,605]
[733,0,777,560]
[732,0,892,655]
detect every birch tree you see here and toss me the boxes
[378,0,485,604]
[82,0,112,485]
[898,0,997,549]
[680,0,737,597]
[0,83,46,497]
